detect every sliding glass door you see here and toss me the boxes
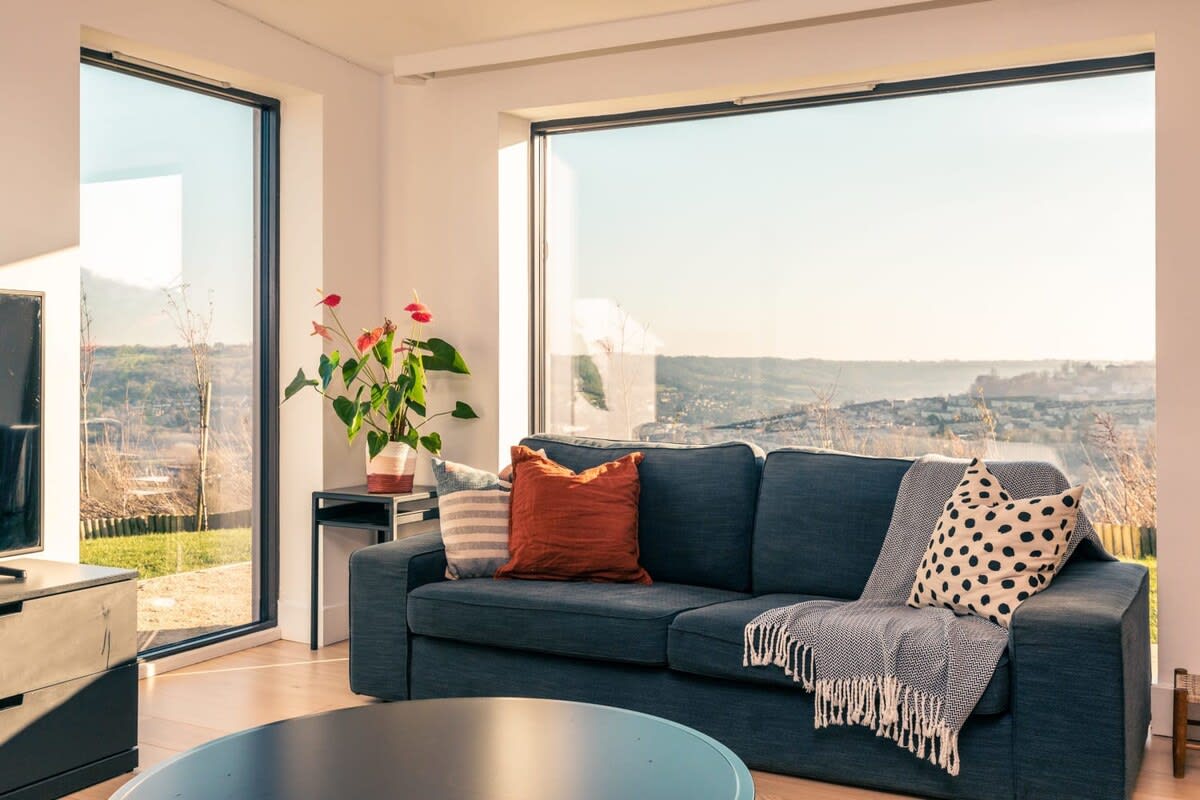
[79,51,278,656]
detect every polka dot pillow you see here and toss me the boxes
[908,458,1083,627]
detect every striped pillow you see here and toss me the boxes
[432,458,514,579]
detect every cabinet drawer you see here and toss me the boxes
[0,580,135,697]
[0,665,137,795]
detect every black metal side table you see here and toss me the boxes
[310,484,438,649]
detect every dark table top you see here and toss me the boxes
[317,484,436,501]
[110,697,755,800]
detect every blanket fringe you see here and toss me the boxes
[743,623,961,776]
[743,620,814,688]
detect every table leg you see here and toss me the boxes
[310,495,320,651]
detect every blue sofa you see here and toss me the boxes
[349,435,1151,800]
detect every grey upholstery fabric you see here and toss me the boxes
[752,449,911,597]
[520,435,763,591]
[348,533,447,700]
[669,593,1011,716]
[410,636,1016,800]
[1010,559,1150,800]
[409,578,747,665]
[347,441,1152,799]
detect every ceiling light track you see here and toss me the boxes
[109,51,233,90]
[733,81,878,105]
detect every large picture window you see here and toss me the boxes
[536,57,1156,628]
[79,51,279,656]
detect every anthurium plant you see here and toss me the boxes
[284,290,478,460]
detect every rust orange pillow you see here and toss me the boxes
[495,445,651,584]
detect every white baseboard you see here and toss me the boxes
[1152,682,1200,737]
[320,601,350,647]
[138,626,282,678]
[278,597,311,644]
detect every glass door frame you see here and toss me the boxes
[79,47,281,660]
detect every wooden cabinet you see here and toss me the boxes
[0,560,138,799]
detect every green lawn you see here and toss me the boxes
[1119,556,1157,644]
[80,528,252,580]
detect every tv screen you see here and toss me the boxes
[0,291,42,556]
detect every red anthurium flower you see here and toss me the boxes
[310,321,333,340]
[315,291,342,308]
[356,327,384,353]
[404,301,432,324]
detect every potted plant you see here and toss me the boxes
[284,290,478,493]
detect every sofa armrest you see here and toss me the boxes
[349,532,447,700]
[1009,559,1150,800]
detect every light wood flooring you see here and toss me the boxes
[67,640,1200,800]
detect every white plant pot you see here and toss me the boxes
[366,441,417,494]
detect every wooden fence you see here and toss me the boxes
[1095,523,1156,559]
[80,509,252,539]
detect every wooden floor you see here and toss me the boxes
[67,640,1200,800]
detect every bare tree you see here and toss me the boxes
[1086,413,1157,528]
[595,304,653,439]
[80,285,96,497]
[164,285,214,532]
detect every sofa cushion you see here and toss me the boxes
[521,435,763,592]
[667,594,1011,716]
[753,449,911,598]
[408,578,748,665]
[498,446,650,584]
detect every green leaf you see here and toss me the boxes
[400,427,419,449]
[419,432,443,455]
[406,398,426,417]
[370,384,387,411]
[342,357,365,387]
[346,388,365,441]
[318,352,340,390]
[386,383,408,423]
[406,352,427,407]
[421,338,470,374]
[331,395,357,427]
[451,401,479,420]
[367,430,389,460]
[283,368,318,401]
[372,330,395,371]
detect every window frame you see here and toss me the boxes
[529,52,1155,434]
[79,47,281,661]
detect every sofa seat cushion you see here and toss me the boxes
[408,579,748,666]
[668,594,1012,716]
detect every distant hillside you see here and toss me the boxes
[87,344,252,434]
[655,356,1154,426]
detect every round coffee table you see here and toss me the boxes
[111,697,755,799]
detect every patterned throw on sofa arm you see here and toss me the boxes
[349,532,448,700]
[1009,558,1151,800]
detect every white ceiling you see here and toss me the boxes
[214,0,745,74]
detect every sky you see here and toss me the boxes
[546,70,1156,362]
[80,64,256,347]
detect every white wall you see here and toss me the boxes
[381,0,1199,730]
[0,0,383,643]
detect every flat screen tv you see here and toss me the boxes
[0,290,42,557]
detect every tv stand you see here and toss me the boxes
[0,565,26,580]
[0,559,137,799]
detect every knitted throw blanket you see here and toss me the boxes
[743,456,1110,775]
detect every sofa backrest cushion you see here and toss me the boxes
[520,435,763,592]
[752,449,911,599]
